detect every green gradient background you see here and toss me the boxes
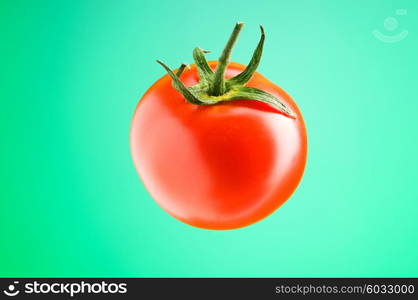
[1,0,417,277]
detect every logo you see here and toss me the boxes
[372,9,408,43]
[3,281,20,297]
[2,280,127,297]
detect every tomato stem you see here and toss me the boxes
[210,22,244,96]
[156,23,296,118]
[192,48,213,82]
[227,25,265,86]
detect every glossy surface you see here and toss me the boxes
[130,62,307,230]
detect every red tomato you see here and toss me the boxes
[130,61,307,230]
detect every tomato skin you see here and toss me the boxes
[130,61,307,230]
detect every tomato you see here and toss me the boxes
[130,23,307,230]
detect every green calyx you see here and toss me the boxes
[157,22,295,118]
